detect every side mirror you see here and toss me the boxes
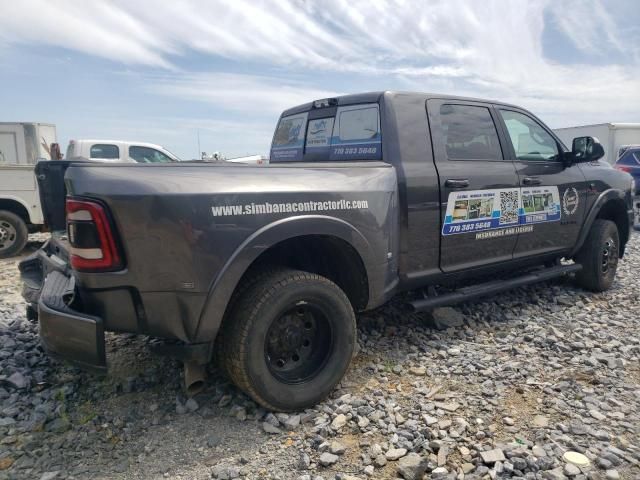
[571,136,605,163]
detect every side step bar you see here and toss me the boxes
[409,263,582,312]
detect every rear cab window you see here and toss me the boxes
[90,144,119,160]
[270,102,381,162]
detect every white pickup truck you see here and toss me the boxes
[0,133,181,257]
[66,139,180,163]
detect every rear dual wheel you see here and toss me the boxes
[221,269,356,411]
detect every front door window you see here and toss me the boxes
[499,110,560,161]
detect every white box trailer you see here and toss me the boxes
[553,123,640,165]
[0,122,57,257]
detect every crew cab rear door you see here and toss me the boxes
[495,108,586,258]
[427,99,520,272]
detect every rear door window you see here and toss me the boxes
[439,104,503,160]
[90,144,119,159]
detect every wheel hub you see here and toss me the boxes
[268,314,306,355]
[601,239,615,274]
[265,302,332,384]
[0,221,16,250]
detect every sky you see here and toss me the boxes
[1,0,638,160]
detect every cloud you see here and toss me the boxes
[0,1,173,67]
[546,0,625,55]
[0,0,569,72]
[145,72,342,115]
[2,1,636,79]
[1,0,638,136]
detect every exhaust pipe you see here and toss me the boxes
[184,361,206,397]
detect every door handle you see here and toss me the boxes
[522,176,542,186]
[445,179,470,188]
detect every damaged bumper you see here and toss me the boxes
[19,240,106,372]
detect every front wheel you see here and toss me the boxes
[574,219,619,292]
[222,269,356,411]
[0,210,28,258]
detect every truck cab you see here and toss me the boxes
[271,92,632,286]
[66,139,179,163]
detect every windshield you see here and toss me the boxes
[129,146,177,163]
[161,147,180,161]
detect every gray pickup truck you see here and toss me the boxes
[20,92,634,411]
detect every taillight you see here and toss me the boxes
[66,198,122,272]
[615,165,632,173]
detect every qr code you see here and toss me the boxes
[499,191,519,225]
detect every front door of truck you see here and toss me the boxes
[427,99,520,272]
[495,108,587,258]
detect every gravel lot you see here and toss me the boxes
[1,234,639,480]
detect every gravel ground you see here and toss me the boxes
[1,234,639,480]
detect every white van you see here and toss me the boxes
[66,140,180,163]
[554,123,640,165]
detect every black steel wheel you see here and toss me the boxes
[222,269,356,411]
[574,219,619,292]
[265,301,333,384]
[600,238,616,275]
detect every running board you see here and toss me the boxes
[409,263,582,312]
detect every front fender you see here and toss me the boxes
[570,188,632,257]
[193,215,376,343]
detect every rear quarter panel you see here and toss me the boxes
[66,163,398,341]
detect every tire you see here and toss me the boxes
[214,266,283,372]
[0,210,28,259]
[223,269,356,411]
[574,219,619,292]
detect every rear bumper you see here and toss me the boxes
[38,270,106,372]
[19,239,107,372]
[19,238,213,371]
